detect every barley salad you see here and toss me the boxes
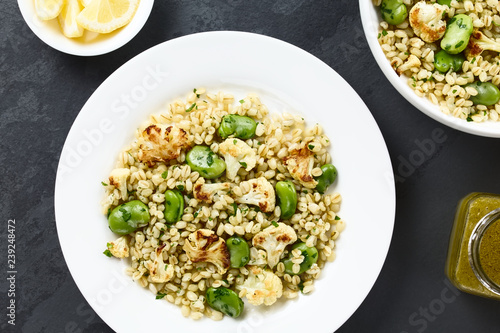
[375,0,500,122]
[100,89,343,320]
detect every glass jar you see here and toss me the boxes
[445,192,500,300]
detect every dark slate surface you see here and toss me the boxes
[2,1,500,332]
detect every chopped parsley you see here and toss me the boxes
[207,152,215,166]
[239,99,245,104]
[156,292,167,300]
[382,29,388,36]
[103,249,112,257]
[335,215,341,220]
[186,103,196,112]
[101,181,108,186]
[233,139,238,145]
[161,171,168,179]
[193,88,200,98]
[271,221,279,227]
[239,161,247,168]
[308,144,315,150]
[176,184,185,191]
[231,203,238,216]
[119,207,131,222]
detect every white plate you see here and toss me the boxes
[17,0,154,56]
[55,31,396,333]
[360,0,500,138]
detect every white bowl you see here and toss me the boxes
[17,0,154,56]
[359,0,500,138]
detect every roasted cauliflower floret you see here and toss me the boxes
[108,168,130,200]
[107,236,130,258]
[252,222,297,268]
[396,54,421,75]
[193,178,231,203]
[183,229,230,274]
[137,124,190,165]
[283,146,318,189]
[148,245,175,283]
[235,177,275,213]
[409,1,447,43]
[466,30,500,60]
[218,138,257,180]
[237,266,283,306]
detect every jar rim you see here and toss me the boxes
[468,207,500,295]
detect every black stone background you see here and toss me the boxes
[1,0,500,332]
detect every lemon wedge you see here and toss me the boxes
[58,0,84,38]
[34,0,64,20]
[76,0,140,34]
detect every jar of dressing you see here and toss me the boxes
[445,192,500,300]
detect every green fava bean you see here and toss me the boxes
[227,237,250,268]
[186,146,226,179]
[164,190,184,224]
[380,0,408,25]
[441,14,473,54]
[218,114,257,140]
[206,287,244,318]
[465,81,500,106]
[275,181,297,220]
[437,0,452,6]
[108,200,150,235]
[315,164,337,194]
[283,243,319,275]
[434,50,465,73]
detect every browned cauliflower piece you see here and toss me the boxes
[108,168,130,200]
[235,177,275,213]
[283,146,318,188]
[107,236,129,258]
[252,222,297,268]
[409,1,447,43]
[466,30,500,60]
[218,138,257,180]
[147,245,175,283]
[193,177,231,203]
[183,229,230,274]
[236,266,283,306]
[137,124,189,165]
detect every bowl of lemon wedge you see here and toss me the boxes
[18,0,154,56]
